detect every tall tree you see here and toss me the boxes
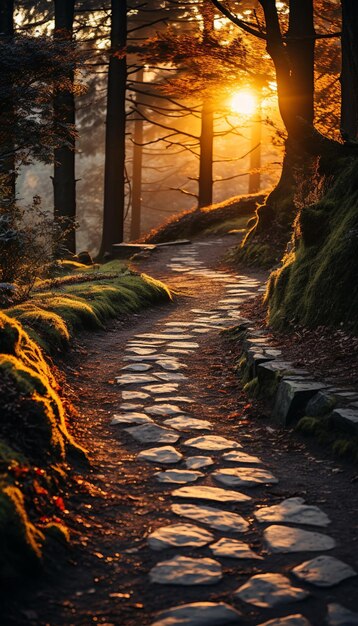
[99,0,127,257]
[0,0,15,207]
[130,67,144,240]
[53,0,76,254]
[340,0,358,141]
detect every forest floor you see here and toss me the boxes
[3,234,358,626]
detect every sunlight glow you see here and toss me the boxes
[230,90,257,116]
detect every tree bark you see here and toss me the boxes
[0,0,15,208]
[130,67,144,240]
[249,90,262,194]
[53,0,76,255]
[99,0,127,258]
[340,0,358,140]
[198,99,214,207]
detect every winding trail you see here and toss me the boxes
[6,236,358,626]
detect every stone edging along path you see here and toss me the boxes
[107,241,358,626]
[235,322,358,432]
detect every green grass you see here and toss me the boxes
[267,157,358,333]
[0,261,172,580]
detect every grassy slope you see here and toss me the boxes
[143,193,265,243]
[267,157,358,334]
[0,262,172,580]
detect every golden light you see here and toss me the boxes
[230,89,257,116]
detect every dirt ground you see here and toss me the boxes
[3,235,358,626]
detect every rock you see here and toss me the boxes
[185,457,214,470]
[305,391,336,417]
[210,538,263,560]
[164,417,212,431]
[257,361,309,395]
[111,413,153,426]
[326,603,358,625]
[135,333,193,340]
[0,282,20,305]
[184,435,241,451]
[145,404,183,416]
[156,360,185,372]
[120,403,143,411]
[116,374,159,385]
[125,347,157,355]
[292,555,356,587]
[172,485,251,504]
[272,379,327,425]
[154,372,187,382]
[254,497,330,527]
[331,407,358,434]
[222,451,263,465]
[137,446,183,464]
[158,396,194,404]
[122,390,150,400]
[121,363,152,372]
[148,524,213,550]
[149,555,222,585]
[168,342,199,349]
[264,525,335,553]
[234,573,309,608]
[155,469,203,484]
[213,467,278,488]
[143,384,179,394]
[151,602,242,626]
[258,616,311,626]
[172,503,249,532]
[125,423,180,444]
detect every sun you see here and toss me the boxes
[230,89,257,116]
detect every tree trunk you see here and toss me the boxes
[53,0,76,255]
[340,0,358,141]
[99,0,127,258]
[130,67,144,240]
[0,0,15,208]
[198,99,214,207]
[249,91,262,194]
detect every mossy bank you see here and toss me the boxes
[0,262,172,581]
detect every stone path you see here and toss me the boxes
[107,242,358,625]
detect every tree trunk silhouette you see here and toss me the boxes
[249,90,262,194]
[198,99,214,207]
[341,0,358,141]
[99,0,127,258]
[0,0,15,208]
[53,0,76,255]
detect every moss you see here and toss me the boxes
[243,376,259,397]
[268,158,358,333]
[0,486,44,580]
[201,216,248,236]
[297,415,358,463]
[228,241,278,269]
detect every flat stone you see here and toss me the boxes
[213,467,278,488]
[149,555,222,585]
[168,342,199,349]
[234,573,309,608]
[158,396,194,404]
[273,379,327,425]
[185,457,214,469]
[258,617,311,626]
[210,538,263,560]
[122,390,150,400]
[125,347,157,355]
[255,497,330,527]
[137,446,183,464]
[172,503,249,532]
[172,485,251,504]
[164,417,212,431]
[184,435,241,451]
[164,322,193,327]
[143,384,179,394]
[120,403,143,411]
[148,524,214,550]
[146,404,183,416]
[156,360,185,372]
[124,354,170,362]
[121,363,152,372]
[264,525,335,553]
[153,372,187,382]
[155,469,203,484]
[116,374,159,386]
[327,603,358,626]
[331,407,358,434]
[111,413,154,426]
[292,555,356,587]
[151,602,242,626]
[125,423,180,444]
[257,361,309,390]
[222,451,263,465]
[305,391,336,417]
